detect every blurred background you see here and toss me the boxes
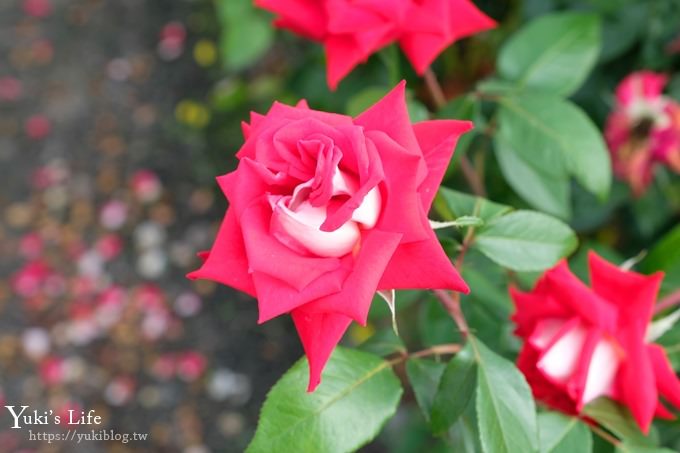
[0,0,679,452]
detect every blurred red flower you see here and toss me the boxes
[255,0,495,89]
[511,252,680,433]
[605,71,680,195]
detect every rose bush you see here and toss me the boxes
[512,252,680,432]
[254,0,495,89]
[189,82,471,390]
[200,1,680,451]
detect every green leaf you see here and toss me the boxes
[358,328,406,357]
[217,0,274,71]
[407,99,430,122]
[493,134,570,219]
[473,210,578,272]
[430,343,478,434]
[538,412,592,453]
[641,224,680,287]
[437,95,481,169]
[406,358,446,423]
[247,348,402,453]
[616,445,677,453]
[498,12,601,96]
[346,87,389,116]
[498,94,611,201]
[582,398,654,447]
[419,297,462,347]
[435,188,512,223]
[471,335,539,453]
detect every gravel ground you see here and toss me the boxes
[0,1,301,451]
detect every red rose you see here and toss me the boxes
[255,0,496,89]
[189,82,470,390]
[511,251,680,432]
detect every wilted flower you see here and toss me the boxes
[605,71,680,195]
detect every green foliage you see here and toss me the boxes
[216,0,274,71]
[406,358,446,423]
[430,342,477,434]
[498,12,601,96]
[247,348,402,453]
[496,94,611,217]
[642,225,680,288]
[358,328,406,357]
[583,398,655,447]
[435,188,512,223]
[538,412,593,453]
[615,445,678,453]
[474,210,578,271]
[471,335,539,453]
[207,1,680,451]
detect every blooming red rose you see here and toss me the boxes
[188,82,470,390]
[605,71,680,196]
[511,251,680,433]
[255,0,496,89]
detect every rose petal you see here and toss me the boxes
[617,335,657,433]
[537,318,587,384]
[648,343,680,410]
[291,308,353,392]
[377,228,468,293]
[187,210,256,296]
[588,251,663,329]
[580,337,621,405]
[301,229,402,325]
[270,197,361,258]
[355,81,420,152]
[240,201,342,291]
[413,119,474,210]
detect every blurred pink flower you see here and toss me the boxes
[134,284,166,312]
[55,401,82,426]
[11,260,53,298]
[95,234,123,261]
[605,71,680,195]
[99,200,128,230]
[25,115,51,140]
[176,351,207,382]
[39,356,65,387]
[105,376,136,406]
[152,354,176,380]
[0,77,22,102]
[31,161,69,189]
[19,233,43,259]
[131,169,163,203]
[158,22,186,61]
[22,0,52,18]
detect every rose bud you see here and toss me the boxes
[189,82,471,390]
[605,71,680,196]
[511,251,680,433]
[255,0,495,89]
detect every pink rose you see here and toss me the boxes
[189,82,470,390]
[511,252,680,432]
[605,71,680,195]
[255,0,495,89]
